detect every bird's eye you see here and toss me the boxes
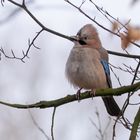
[83,36,88,40]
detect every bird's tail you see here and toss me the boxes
[102,97,121,116]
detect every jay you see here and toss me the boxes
[66,24,121,116]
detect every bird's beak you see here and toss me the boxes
[70,35,79,42]
[70,35,87,45]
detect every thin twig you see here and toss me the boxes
[65,0,140,48]
[110,66,122,86]
[1,0,140,62]
[110,63,136,76]
[0,29,43,62]
[51,107,56,140]
[129,107,140,140]
[90,108,112,140]
[89,0,140,49]
[122,59,140,114]
[1,0,4,6]
[112,60,140,139]
[28,109,50,140]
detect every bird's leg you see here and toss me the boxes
[76,88,83,101]
[90,89,96,99]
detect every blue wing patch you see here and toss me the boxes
[100,60,110,75]
[100,60,112,88]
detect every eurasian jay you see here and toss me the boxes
[66,24,121,116]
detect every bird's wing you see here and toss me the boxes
[100,60,112,88]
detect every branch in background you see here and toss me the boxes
[121,60,140,116]
[28,109,50,140]
[0,0,76,62]
[112,60,140,139]
[90,108,112,140]
[129,107,140,140]
[1,0,4,6]
[90,0,129,31]
[108,50,140,59]
[0,0,35,24]
[117,61,140,133]
[131,0,140,6]
[65,0,140,48]
[0,29,43,63]
[110,66,122,86]
[0,82,139,109]
[0,0,139,62]
[110,63,140,78]
[51,107,56,140]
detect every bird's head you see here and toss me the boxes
[71,24,102,49]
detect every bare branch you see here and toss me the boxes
[0,0,139,61]
[130,0,140,6]
[129,107,140,140]
[110,63,137,77]
[121,60,140,115]
[110,66,122,86]
[1,0,4,6]
[113,59,140,139]
[7,0,75,42]
[0,82,139,109]
[131,60,140,85]
[108,50,140,59]
[66,0,140,48]
[79,0,86,9]
[28,109,50,140]
[51,107,56,140]
[0,29,43,62]
[90,108,112,140]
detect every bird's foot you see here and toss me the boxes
[76,88,82,102]
[90,89,96,99]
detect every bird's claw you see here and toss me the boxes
[90,89,96,99]
[76,88,82,102]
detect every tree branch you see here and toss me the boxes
[0,82,140,109]
[28,109,50,140]
[108,50,140,59]
[6,0,75,42]
[66,0,140,48]
[51,107,56,140]
[129,107,140,140]
[3,0,140,61]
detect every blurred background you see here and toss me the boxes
[0,0,140,139]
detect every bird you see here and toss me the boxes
[65,24,121,116]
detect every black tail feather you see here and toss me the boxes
[102,97,121,116]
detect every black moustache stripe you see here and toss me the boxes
[79,40,87,45]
